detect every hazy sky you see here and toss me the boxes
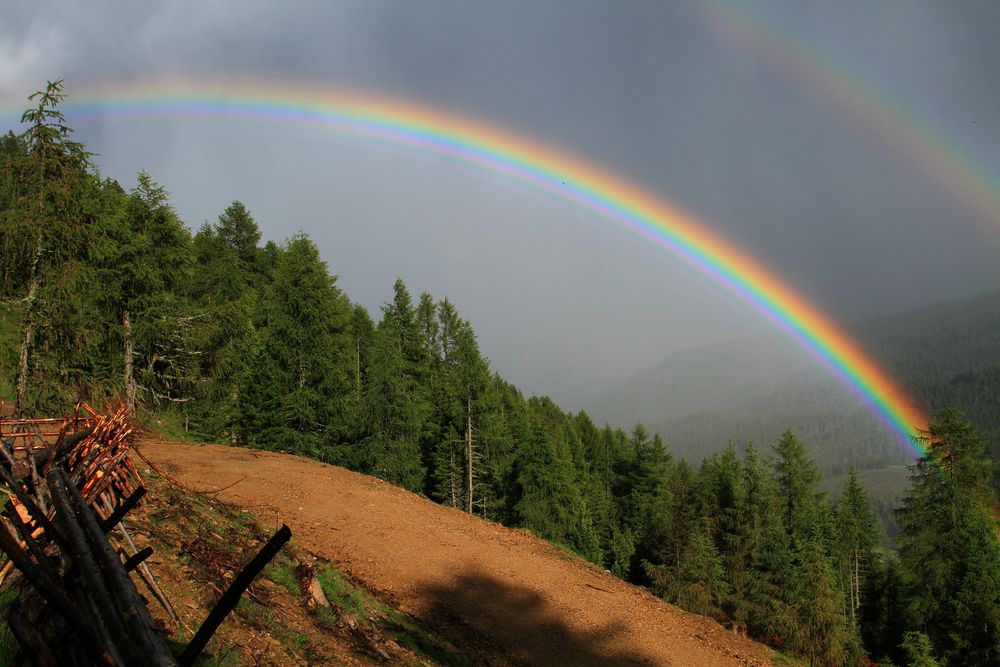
[2,1,999,409]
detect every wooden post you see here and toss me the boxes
[179,524,292,667]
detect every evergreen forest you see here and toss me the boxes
[3,81,999,666]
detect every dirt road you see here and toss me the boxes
[139,440,774,666]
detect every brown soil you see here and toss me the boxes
[138,439,776,666]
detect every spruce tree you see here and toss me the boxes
[896,409,1000,665]
[357,320,425,491]
[95,171,193,414]
[731,443,794,645]
[833,468,878,631]
[238,233,352,454]
[185,212,261,438]
[788,528,853,667]
[4,80,103,413]
[510,398,580,542]
[772,429,822,544]
[647,522,729,619]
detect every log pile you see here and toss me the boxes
[0,405,291,666]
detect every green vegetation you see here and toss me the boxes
[0,587,18,664]
[591,290,1000,482]
[3,81,1000,666]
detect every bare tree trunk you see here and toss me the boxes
[355,337,362,394]
[465,397,473,514]
[15,303,34,416]
[123,308,135,415]
[852,550,860,624]
[14,244,42,417]
[449,446,459,508]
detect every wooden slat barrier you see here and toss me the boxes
[0,405,290,665]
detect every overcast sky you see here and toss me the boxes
[2,1,999,409]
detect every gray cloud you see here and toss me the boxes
[2,1,998,408]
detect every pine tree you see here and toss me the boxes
[772,429,822,544]
[94,171,193,414]
[510,398,580,542]
[647,522,729,619]
[238,233,352,454]
[788,529,853,667]
[356,321,425,491]
[896,409,1000,665]
[3,80,104,413]
[833,468,878,631]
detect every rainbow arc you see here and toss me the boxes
[6,79,928,454]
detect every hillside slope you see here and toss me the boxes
[586,289,1000,471]
[139,439,774,666]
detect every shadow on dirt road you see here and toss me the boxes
[417,568,662,666]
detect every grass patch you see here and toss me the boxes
[382,612,469,667]
[165,638,242,667]
[139,409,192,442]
[265,561,300,596]
[317,567,369,620]
[770,651,803,665]
[314,564,465,665]
[236,597,276,629]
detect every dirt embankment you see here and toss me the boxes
[139,439,775,666]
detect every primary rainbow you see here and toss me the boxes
[3,79,929,454]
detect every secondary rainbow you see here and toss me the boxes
[697,0,1000,232]
[6,79,929,454]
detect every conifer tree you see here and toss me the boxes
[510,397,580,542]
[772,429,822,544]
[833,468,878,630]
[647,521,729,618]
[621,424,673,575]
[788,528,853,667]
[696,443,743,542]
[896,409,1000,665]
[185,210,263,438]
[639,458,692,586]
[4,80,103,413]
[859,556,906,665]
[238,233,352,453]
[900,632,941,667]
[729,443,793,644]
[95,171,193,414]
[215,201,261,271]
[357,320,425,491]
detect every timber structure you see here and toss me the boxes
[0,404,290,666]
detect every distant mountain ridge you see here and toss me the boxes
[586,289,1000,471]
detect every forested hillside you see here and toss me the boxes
[4,81,1000,666]
[588,290,1000,475]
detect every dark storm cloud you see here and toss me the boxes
[2,1,999,407]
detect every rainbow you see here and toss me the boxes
[697,0,1000,232]
[1,79,928,454]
